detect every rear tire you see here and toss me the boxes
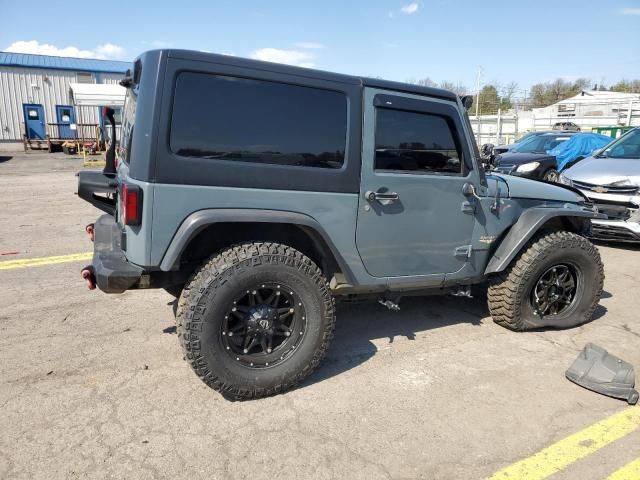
[488,231,603,331]
[176,242,335,399]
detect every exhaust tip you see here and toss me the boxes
[81,268,96,290]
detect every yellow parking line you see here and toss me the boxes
[488,407,640,480]
[0,252,92,270]
[607,457,640,480]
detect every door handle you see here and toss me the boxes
[365,190,400,205]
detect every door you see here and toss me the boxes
[23,104,45,140]
[356,88,477,278]
[56,105,76,139]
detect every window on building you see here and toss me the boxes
[76,72,94,84]
[170,72,347,169]
[374,108,462,174]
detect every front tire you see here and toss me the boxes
[488,231,604,331]
[176,242,335,399]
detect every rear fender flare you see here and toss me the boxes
[484,207,602,274]
[159,209,355,283]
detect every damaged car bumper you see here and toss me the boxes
[573,188,640,242]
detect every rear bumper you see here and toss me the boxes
[87,214,189,293]
[90,214,144,293]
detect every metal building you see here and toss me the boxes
[0,52,129,151]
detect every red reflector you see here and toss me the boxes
[122,184,141,225]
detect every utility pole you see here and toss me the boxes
[475,66,483,119]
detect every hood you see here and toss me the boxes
[487,173,585,203]
[562,156,640,186]
[495,152,554,165]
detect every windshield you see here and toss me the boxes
[598,129,640,159]
[513,134,571,154]
[515,131,539,144]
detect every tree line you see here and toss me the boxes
[406,77,640,115]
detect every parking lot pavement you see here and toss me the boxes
[1,152,639,480]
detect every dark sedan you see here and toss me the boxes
[492,132,577,181]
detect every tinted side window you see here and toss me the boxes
[375,108,462,174]
[170,72,347,169]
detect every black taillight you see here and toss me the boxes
[121,183,142,226]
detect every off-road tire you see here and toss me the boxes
[176,242,335,400]
[488,231,604,331]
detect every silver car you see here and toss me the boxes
[559,128,640,242]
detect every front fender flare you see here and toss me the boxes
[484,207,604,275]
[159,208,355,283]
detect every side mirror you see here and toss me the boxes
[481,143,495,158]
[591,148,602,157]
[460,95,474,110]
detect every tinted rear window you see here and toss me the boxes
[170,72,347,169]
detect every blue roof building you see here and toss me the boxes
[0,52,130,147]
[0,52,129,73]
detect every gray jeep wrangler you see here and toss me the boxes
[78,49,605,399]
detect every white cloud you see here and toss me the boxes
[94,43,126,59]
[250,48,315,68]
[617,7,640,15]
[4,40,126,60]
[400,2,420,14]
[293,42,325,49]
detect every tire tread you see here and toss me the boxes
[487,231,604,331]
[175,242,335,399]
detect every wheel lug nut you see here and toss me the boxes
[285,331,290,337]
[243,349,248,353]
[267,348,272,353]
[289,308,294,313]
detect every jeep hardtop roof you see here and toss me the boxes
[158,49,458,102]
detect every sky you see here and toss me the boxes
[1,0,639,96]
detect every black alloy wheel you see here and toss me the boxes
[222,283,307,369]
[531,264,578,316]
